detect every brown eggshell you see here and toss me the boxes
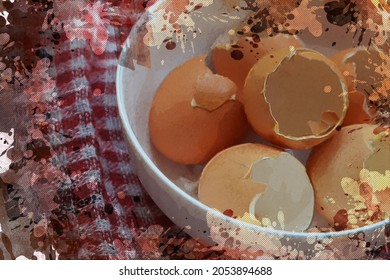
[149,55,248,165]
[198,143,281,218]
[330,47,390,124]
[211,34,304,101]
[242,48,348,149]
[329,48,357,92]
[307,124,390,229]
[198,143,315,231]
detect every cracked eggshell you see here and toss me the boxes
[211,33,304,101]
[242,47,348,150]
[330,47,390,96]
[198,143,314,232]
[330,47,389,125]
[149,55,248,165]
[307,124,390,229]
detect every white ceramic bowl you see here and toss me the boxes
[117,0,390,259]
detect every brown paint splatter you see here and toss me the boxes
[324,0,358,27]
[231,50,244,60]
[165,41,176,50]
[333,209,349,231]
[223,209,234,217]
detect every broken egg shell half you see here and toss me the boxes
[330,47,389,124]
[242,47,348,150]
[211,33,304,102]
[307,124,390,230]
[198,143,315,232]
[149,55,248,165]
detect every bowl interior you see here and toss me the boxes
[117,0,390,258]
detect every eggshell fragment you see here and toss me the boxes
[192,71,237,111]
[198,143,314,231]
[242,48,348,149]
[307,124,390,229]
[149,55,248,165]
[211,34,304,101]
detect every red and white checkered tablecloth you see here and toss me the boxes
[46,0,181,259]
[0,0,185,260]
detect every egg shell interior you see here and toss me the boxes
[242,48,348,149]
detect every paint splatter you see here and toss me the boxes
[0,129,14,174]
[63,2,110,55]
[1,0,389,260]
[143,0,214,50]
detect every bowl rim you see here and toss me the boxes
[116,1,390,241]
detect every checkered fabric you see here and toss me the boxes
[47,1,173,259]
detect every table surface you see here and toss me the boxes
[0,0,389,260]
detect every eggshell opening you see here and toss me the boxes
[243,48,348,149]
[265,49,346,138]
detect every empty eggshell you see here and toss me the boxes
[330,46,390,96]
[149,55,248,165]
[211,33,304,101]
[242,47,349,149]
[330,47,390,124]
[307,124,390,230]
[198,143,315,231]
